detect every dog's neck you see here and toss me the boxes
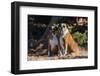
[50,32,57,40]
[61,28,69,38]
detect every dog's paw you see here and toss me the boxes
[70,51,80,58]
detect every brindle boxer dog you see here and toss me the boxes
[48,25,59,57]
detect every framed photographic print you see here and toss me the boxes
[11,1,98,74]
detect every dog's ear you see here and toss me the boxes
[58,23,62,29]
[66,24,69,28]
[58,23,61,27]
[55,24,59,28]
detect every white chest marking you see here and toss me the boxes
[60,28,69,55]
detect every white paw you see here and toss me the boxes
[64,50,68,56]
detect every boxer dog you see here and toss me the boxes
[48,25,59,57]
[60,23,80,57]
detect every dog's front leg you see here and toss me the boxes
[58,49,63,57]
[48,47,52,57]
[59,37,64,57]
[48,40,51,57]
[64,44,68,56]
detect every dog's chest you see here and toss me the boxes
[61,29,69,38]
[60,36,64,46]
[60,32,69,47]
[50,35,58,49]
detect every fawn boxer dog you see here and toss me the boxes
[60,23,80,57]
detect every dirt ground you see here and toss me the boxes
[27,48,88,61]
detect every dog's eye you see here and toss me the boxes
[63,26,65,28]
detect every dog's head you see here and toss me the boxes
[49,24,59,34]
[60,23,68,32]
[48,24,58,39]
[60,23,69,37]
